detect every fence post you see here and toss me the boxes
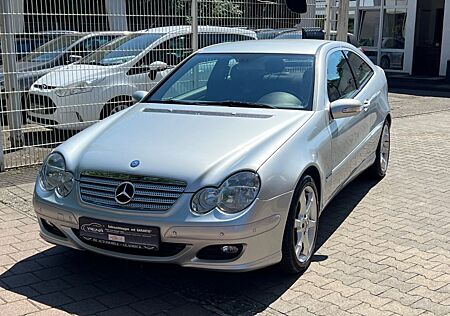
[337,0,349,42]
[0,0,24,150]
[324,0,332,40]
[191,0,199,52]
[0,121,4,172]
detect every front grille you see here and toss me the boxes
[28,94,57,114]
[79,171,187,211]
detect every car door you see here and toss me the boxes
[327,49,372,195]
[129,35,192,92]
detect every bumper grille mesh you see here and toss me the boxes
[79,172,186,211]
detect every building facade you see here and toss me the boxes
[356,0,450,76]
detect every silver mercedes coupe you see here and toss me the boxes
[33,39,391,273]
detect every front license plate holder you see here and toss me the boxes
[79,217,160,251]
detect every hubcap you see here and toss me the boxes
[110,104,130,115]
[294,186,318,263]
[380,124,390,173]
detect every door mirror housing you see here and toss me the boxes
[68,54,82,63]
[132,90,148,102]
[330,99,363,119]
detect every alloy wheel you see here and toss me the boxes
[294,185,318,263]
[380,124,390,174]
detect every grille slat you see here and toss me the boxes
[28,94,57,114]
[79,173,186,211]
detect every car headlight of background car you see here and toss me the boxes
[55,78,104,97]
[40,153,74,197]
[191,171,260,215]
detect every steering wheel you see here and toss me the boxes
[257,92,306,109]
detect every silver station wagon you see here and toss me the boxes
[34,39,391,273]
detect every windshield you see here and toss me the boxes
[79,33,163,66]
[147,53,315,110]
[21,34,83,63]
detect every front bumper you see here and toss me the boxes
[34,184,293,271]
[26,89,102,130]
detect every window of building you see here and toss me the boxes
[359,10,381,47]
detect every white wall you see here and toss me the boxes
[440,0,450,76]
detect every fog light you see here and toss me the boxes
[221,245,240,254]
[196,244,244,260]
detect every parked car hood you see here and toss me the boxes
[33,64,118,87]
[58,103,313,192]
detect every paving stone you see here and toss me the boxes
[1,95,450,316]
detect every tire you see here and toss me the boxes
[100,96,133,120]
[279,175,319,274]
[380,56,390,69]
[368,120,391,179]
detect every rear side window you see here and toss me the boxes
[327,51,357,102]
[344,51,373,87]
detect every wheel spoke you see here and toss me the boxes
[298,190,307,216]
[294,219,302,229]
[302,232,311,255]
[308,219,317,229]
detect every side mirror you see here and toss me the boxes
[132,90,148,102]
[68,54,82,63]
[330,99,363,119]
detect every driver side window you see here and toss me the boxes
[326,51,357,102]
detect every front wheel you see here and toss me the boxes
[279,175,319,274]
[100,96,133,120]
[368,120,391,178]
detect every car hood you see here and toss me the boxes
[33,64,117,87]
[0,61,50,82]
[58,103,313,192]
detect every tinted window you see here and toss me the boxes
[138,35,192,67]
[148,53,315,110]
[70,35,116,57]
[327,51,357,102]
[344,51,373,87]
[21,34,84,62]
[79,33,163,66]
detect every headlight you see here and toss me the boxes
[191,171,260,215]
[55,78,104,97]
[40,153,74,197]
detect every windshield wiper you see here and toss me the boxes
[146,99,205,105]
[205,100,276,109]
[146,99,276,109]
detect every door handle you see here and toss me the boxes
[363,91,381,112]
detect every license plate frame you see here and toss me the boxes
[79,217,160,251]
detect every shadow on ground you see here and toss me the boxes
[0,175,379,315]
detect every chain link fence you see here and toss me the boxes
[0,0,326,171]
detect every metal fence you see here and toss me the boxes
[0,0,327,171]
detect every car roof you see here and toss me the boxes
[199,39,332,55]
[139,26,256,37]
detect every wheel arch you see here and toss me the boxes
[100,95,134,119]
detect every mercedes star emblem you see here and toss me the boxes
[114,181,135,205]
